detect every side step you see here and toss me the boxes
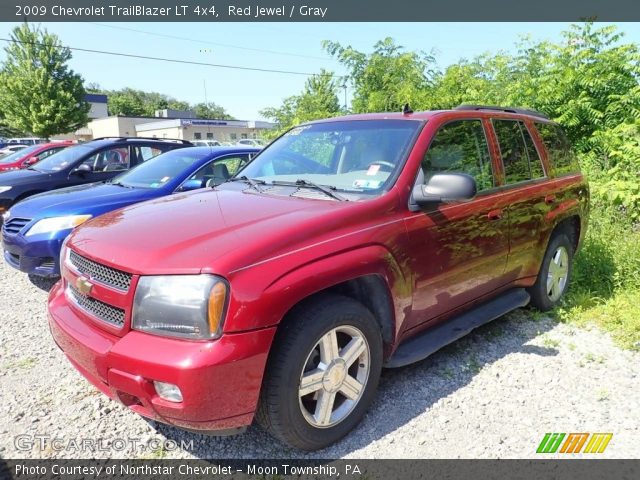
[384,288,530,368]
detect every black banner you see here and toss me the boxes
[1,459,639,480]
[1,0,640,22]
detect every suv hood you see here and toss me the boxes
[68,187,353,276]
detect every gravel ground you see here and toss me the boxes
[0,260,638,459]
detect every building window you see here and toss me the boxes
[206,132,214,139]
[241,133,248,139]
[194,132,202,140]
[230,133,237,140]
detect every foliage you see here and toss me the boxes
[556,205,640,349]
[323,38,436,113]
[260,69,342,137]
[88,86,233,120]
[0,23,89,137]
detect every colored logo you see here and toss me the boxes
[537,433,612,454]
[75,276,93,296]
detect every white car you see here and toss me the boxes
[7,137,47,146]
[0,144,28,156]
[236,139,266,148]
[192,140,221,147]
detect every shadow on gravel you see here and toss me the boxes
[28,274,59,293]
[150,309,559,459]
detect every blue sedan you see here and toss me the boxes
[1,146,259,277]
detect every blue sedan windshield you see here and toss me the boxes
[112,148,208,188]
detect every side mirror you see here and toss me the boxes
[178,179,205,192]
[23,156,39,166]
[71,163,91,175]
[412,173,477,207]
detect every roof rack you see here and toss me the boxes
[91,136,193,145]
[454,105,550,120]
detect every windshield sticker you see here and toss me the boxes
[149,182,160,188]
[160,176,170,183]
[366,164,381,176]
[353,179,383,189]
[286,126,310,136]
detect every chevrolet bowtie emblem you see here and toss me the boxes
[76,276,93,296]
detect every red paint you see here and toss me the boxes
[0,142,73,172]
[48,109,589,432]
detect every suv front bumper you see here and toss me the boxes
[48,280,276,432]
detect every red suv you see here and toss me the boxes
[48,106,589,450]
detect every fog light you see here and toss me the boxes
[153,381,183,403]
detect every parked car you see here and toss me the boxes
[0,137,191,218]
[0,144,28,156]
[236,138,265,147]
[7,137,48,146]
[0,141,73,172]
[2,146,258,277]
[192,140,221,147]
[48,106,589,450]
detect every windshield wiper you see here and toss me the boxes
[272,179,348,202]
[109,181,134,188]
[226,175,266,192]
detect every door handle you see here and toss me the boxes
[487,209,503,221]
[545,195,557,205]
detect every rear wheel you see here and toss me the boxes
[257,294,382,450]
[528,232,573,311]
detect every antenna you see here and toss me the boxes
[403,103,413,115]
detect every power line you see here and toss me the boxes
[89,22,336,62]
[0,37,346,79]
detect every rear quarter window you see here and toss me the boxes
[535,122,580,176]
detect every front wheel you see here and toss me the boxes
[528,232,573,311]
[257,294,383,450]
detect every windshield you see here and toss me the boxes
[238,120,421,197]
[33,144,92,172]
[111,148,207,188]
[0,145,40,164]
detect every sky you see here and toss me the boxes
[0,22,639,121]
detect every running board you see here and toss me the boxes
[384,288,530,368]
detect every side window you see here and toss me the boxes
[493,120,531,184]
[521,125,545,179]
[422,120,494,191]
[189,155,250,185]
[80,147,130,172]
[535,122,580,176]
[135,146,164,163]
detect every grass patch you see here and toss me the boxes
[555,204,640,351]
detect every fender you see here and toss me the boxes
[223,244,411,341]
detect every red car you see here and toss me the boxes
[48,106,589,450]
[0,141,73,172]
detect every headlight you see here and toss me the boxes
[1,210,9,221]
[132,275,228,340]
[25,215,92,236]
[0,186,11,194]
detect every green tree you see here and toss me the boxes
[323,38,436,113]
[192,102,234,120]
[260,69,342,136]
[0,23,89,137]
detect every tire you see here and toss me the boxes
[528,232,574,311]
[257,294,383,450]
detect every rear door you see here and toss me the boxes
[404,118,511,329]
[491,119,554,280]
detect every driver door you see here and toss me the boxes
[403,118,511,329]
[70,146,132,185]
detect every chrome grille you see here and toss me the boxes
[2,217,31,235]
[69,250,132,291]
[68,285,125,328]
